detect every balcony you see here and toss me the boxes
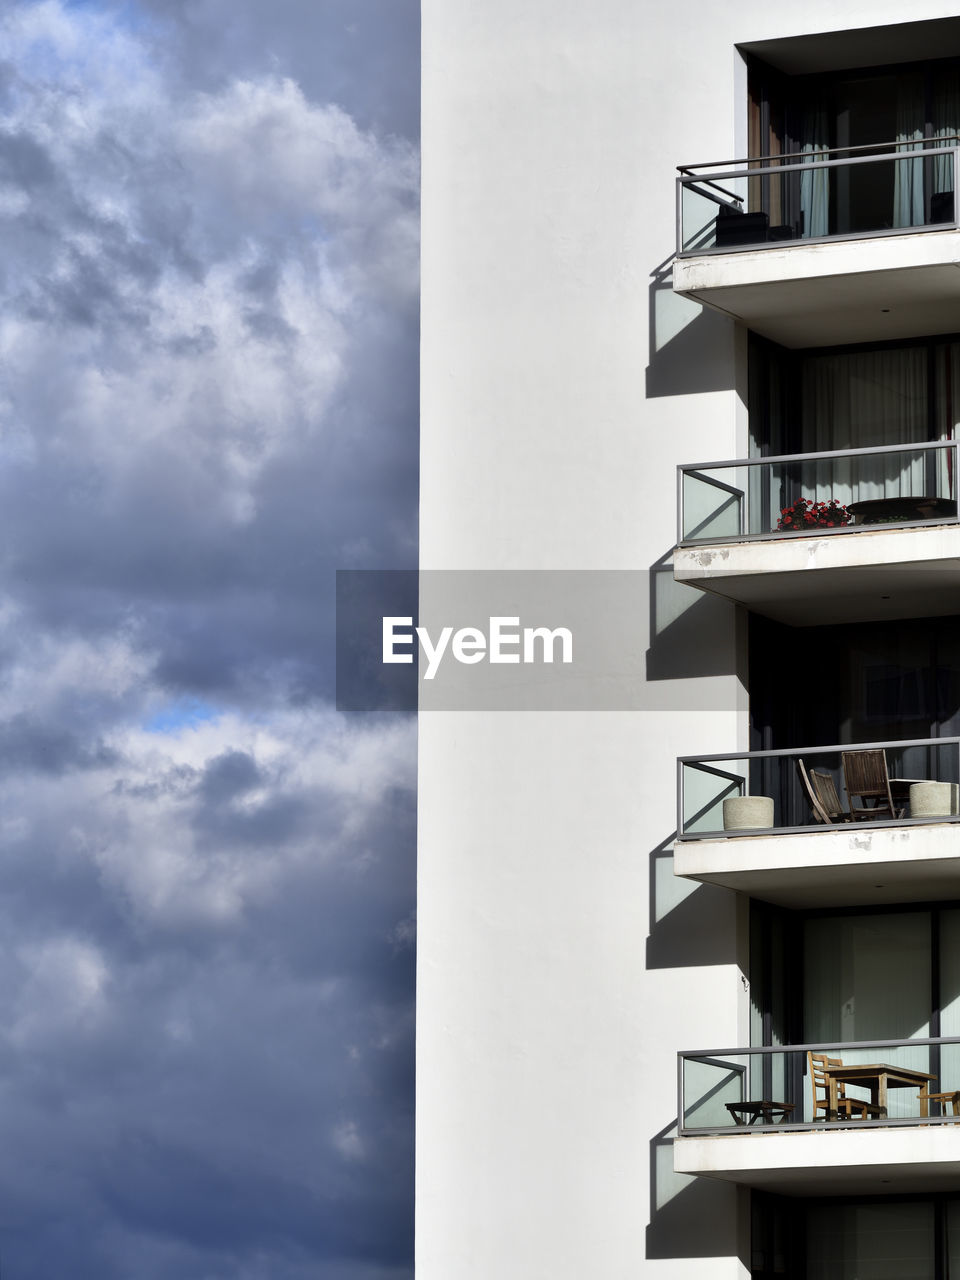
[673,140,960,347]
[675,738,960,908]
[675,1038,960,1194]
[673,441,960,625]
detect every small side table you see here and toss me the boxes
[725,1101,795,1126]
[925,1089,960,1121]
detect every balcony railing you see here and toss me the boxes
[679,1037,960,1136]
[677,737,960,840]
[677,137,960,257]
[677,440,960,547]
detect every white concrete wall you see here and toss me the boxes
[418,2,960,1276]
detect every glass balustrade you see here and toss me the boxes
[678,141,959,256]
[679,1037,960,1134]
[678,441,960,546]
[678,737,960,839]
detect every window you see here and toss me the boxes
[747,52,960,237]
[753,1194,949,1280]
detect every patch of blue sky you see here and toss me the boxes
[62,0,145,24]
[144,698,221,734]
[4,1,156,90]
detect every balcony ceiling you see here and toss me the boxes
[672,230,960,348]
[739,16,960,77]
[673,525,960,627]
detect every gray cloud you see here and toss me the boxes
[0,1,418,1275]
[133,0,420,141]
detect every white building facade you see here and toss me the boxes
[419,4,960,1276]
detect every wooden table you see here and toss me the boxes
[821,1062,936,1119]
[725,1100,794,1126]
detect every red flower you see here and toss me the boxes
[776,495,852,533]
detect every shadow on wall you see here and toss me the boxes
[647,836,739,970]
[646,551,740,681]
[647,1120,742,1260]
[645,256,736,399]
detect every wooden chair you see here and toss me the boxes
[841,749,904,820]
[797,760,867,824]
[808,1052,884,1120]
[797,759,833,824]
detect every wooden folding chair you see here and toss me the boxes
[797,759,866,824]
[841,749,904,820]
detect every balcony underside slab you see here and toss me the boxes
[673,230,960,348]
[675,823,960,909]
[675,1127,960,1196]
[673,525,960,626]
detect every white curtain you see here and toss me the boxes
[800,104,830,237]
[797,347,929,506]
[894,75,924,228]
[935,342,960,498]
[934,72,960,203]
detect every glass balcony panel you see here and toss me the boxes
[681,468,743,541]
[680,760,745,834]
[678,738,960,839]
[682,1054,748,1129]
[678,142,958,256]
[678,1039,960,1133]
[680,177,749,253]
[679,443,959,546]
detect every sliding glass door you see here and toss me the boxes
[804,912,932,1118]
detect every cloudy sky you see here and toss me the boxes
[0,2,418,1276]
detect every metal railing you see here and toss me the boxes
[679,1036,960,1136]
[676,439,960,547]
[677,736,960,840]
[677,137,960,257]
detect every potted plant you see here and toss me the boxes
[777,497,851,532]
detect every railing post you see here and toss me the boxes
[676,176,683,258]
[676,756,684,842]
[676,465,683,547]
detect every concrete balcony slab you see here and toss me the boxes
[673,229,960,348]
[675,1125,960,1196]
[673,524,960,626]
[674,821,960,909]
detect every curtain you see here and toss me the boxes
[893,75,924,229]
[807,1203,935,1280]
[799,103,830,238]
[796,347,928,507]
[804,913,932,1120]
[935,342,960,501]
[934,70,960,216]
